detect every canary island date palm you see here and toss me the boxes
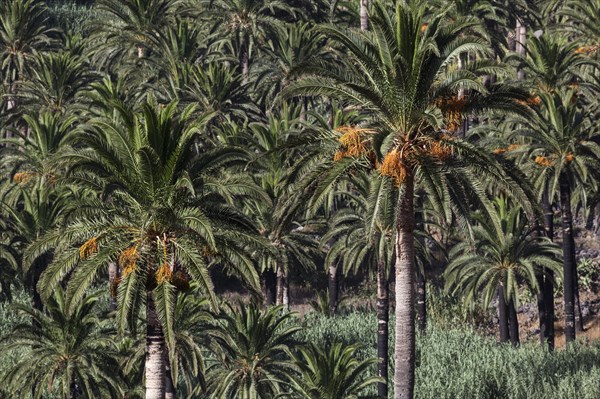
[0,0,57,124]
[321,171,395,398]
[504,32,598,347]
[252,23,329,109]
[562,0,600,48]
[510,90,600,343]
[445,197,562,346]
[287,2,533,397]
[26,101,262,399]
[17,47,98,115]
[287,341,381,399]
[205,302,300,399]
[0,288,122,398]
[187,0,300,82]
[246,103,321,307]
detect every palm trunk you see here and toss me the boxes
[262,268,277,306]
[393,176,415,399]
[328,265,338,316]
[542,186,555,350]
[240,42,249,84]
[282,269,290,310]
[559,174,576,344]
[165,350,175,399]
[276,263,284,306]
[575,279,585,332]
[108,262,119,311]
[515,19,526,80]
[497,285,509,343]
[146,293,166,399]
[416,270,426,333]
[508,298,520,347]
[360,0,369,31]
[376,259,389,399]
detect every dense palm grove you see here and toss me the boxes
[1,0,600,398]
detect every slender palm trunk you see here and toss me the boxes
[276,263,284,306]
[508,298,520,347]
[559,175,576,343]
[262,268,277,306]
[497,285,509,343]
[416,270,426,333]
[282,269,290,310]
[376,259,389,399]
[515,19,526,80]
[108,262,119,311]
[240,41,249,84]
[328,265,338,316]
[165,350,175,399]
[146,293,166,399]
[542,190,555,350]
[360,0,369,31]
[393,176,415,399]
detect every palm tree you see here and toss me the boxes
[321,171,394,398]
[505,32,598,347]
[287,3,533,397]
[288,341,381,399]
[17,47,97,115]
[0,288,122,398]
[205,302,300,398]
[0,0,57,126]
[252,23,329,110]
[246,104,321,307]
[512,90,600,343]
[562,0,600,47]
[89,0,179,83]
[445,197,562,346]
[27,102,262,398]
[187,0,300,82]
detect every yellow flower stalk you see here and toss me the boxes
[79,237,98,260]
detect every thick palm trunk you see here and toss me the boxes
[376,259,389,399]
[497,285,509,343]
[508,298,520,347]
[541,191,555,350]
[393,176,415,399]
[559,175,576,344]
[328,265,338,316]
[146,293,166,399]
[360,0,369,31]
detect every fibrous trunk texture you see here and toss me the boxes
[328,265,338,317]
[360,0,369,31]
[497,285,509,343]
[393,176,415,399]
[262,268,277,306]
[560,175,576,344]
[416,270,426,333]
[146,293,166,399]
[376,259,389,399]
[541,189,555,350]
[508,298,520,347]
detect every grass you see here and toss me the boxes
[299,311,600,399]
